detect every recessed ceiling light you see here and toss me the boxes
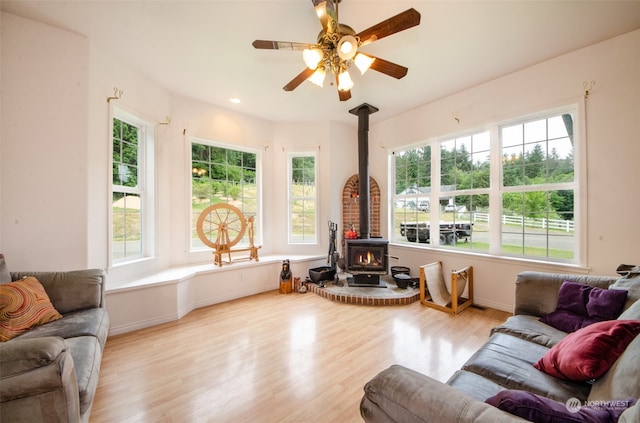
[229,97,241,104]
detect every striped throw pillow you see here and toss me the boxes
[0,277,63,341]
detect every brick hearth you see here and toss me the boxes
[305,275,420,306]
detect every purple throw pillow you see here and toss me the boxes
[486,389,636,423]
[587,287,628,321]
[540,281,628,333]
[556,281,593,315]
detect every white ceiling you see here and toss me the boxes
[3,1,640,126]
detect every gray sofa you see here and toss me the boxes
[360,270,640,422]
[0,269,109,423]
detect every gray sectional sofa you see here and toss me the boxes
[360,270,640,422]
[0,269,109,423]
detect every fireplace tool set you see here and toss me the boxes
[307,220,339,286]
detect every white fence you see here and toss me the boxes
[473,212,574,232]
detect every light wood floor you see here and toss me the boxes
[90,290,511,423]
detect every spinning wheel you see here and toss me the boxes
[196,203,259,266]
[196,203,246,249]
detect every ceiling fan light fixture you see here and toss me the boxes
[354,53,376,75]
[337,69,354,91]
[303,48,323,70]
[337,35,358,60]
[308,68,326,87]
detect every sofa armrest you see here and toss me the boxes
[514,271,618,317]
[10,269,106,314]
[360,365,528,423]
[0,337,80,422]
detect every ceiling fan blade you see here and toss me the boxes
[252,40,315,51]
[311,0,338,33]
[365,55,409,79]
[283,68,315,92]
[356,8,421,46]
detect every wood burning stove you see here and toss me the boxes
[343,103,390,288]
[345,239,389,287]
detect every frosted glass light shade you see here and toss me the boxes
[337,70,354,91]
[308,68,326,87]
[303,48,323,70]
[337,35,358,60]
[354,53,375,75]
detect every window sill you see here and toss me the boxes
[388,242,590,273]
[106,254,325,293]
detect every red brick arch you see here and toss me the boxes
[341,175,381,253]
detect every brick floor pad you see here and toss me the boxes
[305,274,420,306]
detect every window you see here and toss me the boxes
[392,108,577,263]
[500,114,575,260]
[288,153,317,243]
[439,132,490,251]
[191,140,259,249]
[393,146,431,242]
[111,110,155,262]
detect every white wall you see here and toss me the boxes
[372,29,640,311]
[271,120,357,254]
[1,13,90,270]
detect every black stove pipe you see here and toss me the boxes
[349,103,379,240]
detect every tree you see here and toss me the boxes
[113,118,139,187]
[524,144,545,181]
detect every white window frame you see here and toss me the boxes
[390,104,582,266]
[109,107,156,265]
[287,151,318,244]
[190,138,262,251]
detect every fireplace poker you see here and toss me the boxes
[328,221,343,286]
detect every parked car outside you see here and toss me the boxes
[444,204,457,212]
[417,201,430,212]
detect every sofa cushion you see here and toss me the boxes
[0,336,68,376]
[609,266,640,312]
[446,369,506,401]
[0,277,63,341]
[361,365,525,423]
[0,254,11,283]
[486,389,636,423]
[65,336,102,417]
[9,269,105,314]
[492,315,567,347]
[589,333,640,402]
[534,320,640,381]
[620,403,640,423]
[540,281,627,333]
[618,300,640,320]
[15,307,110,349]
[461,333,591,402]
[0,337,81,421]
[514,272,617,317]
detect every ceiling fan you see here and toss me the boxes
[252,0,421,101]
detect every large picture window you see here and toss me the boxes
[500,114,575,259]
[288,153,317,243]
[191,140,259,249]
[111,110,155,263]
[392,108,577,264]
